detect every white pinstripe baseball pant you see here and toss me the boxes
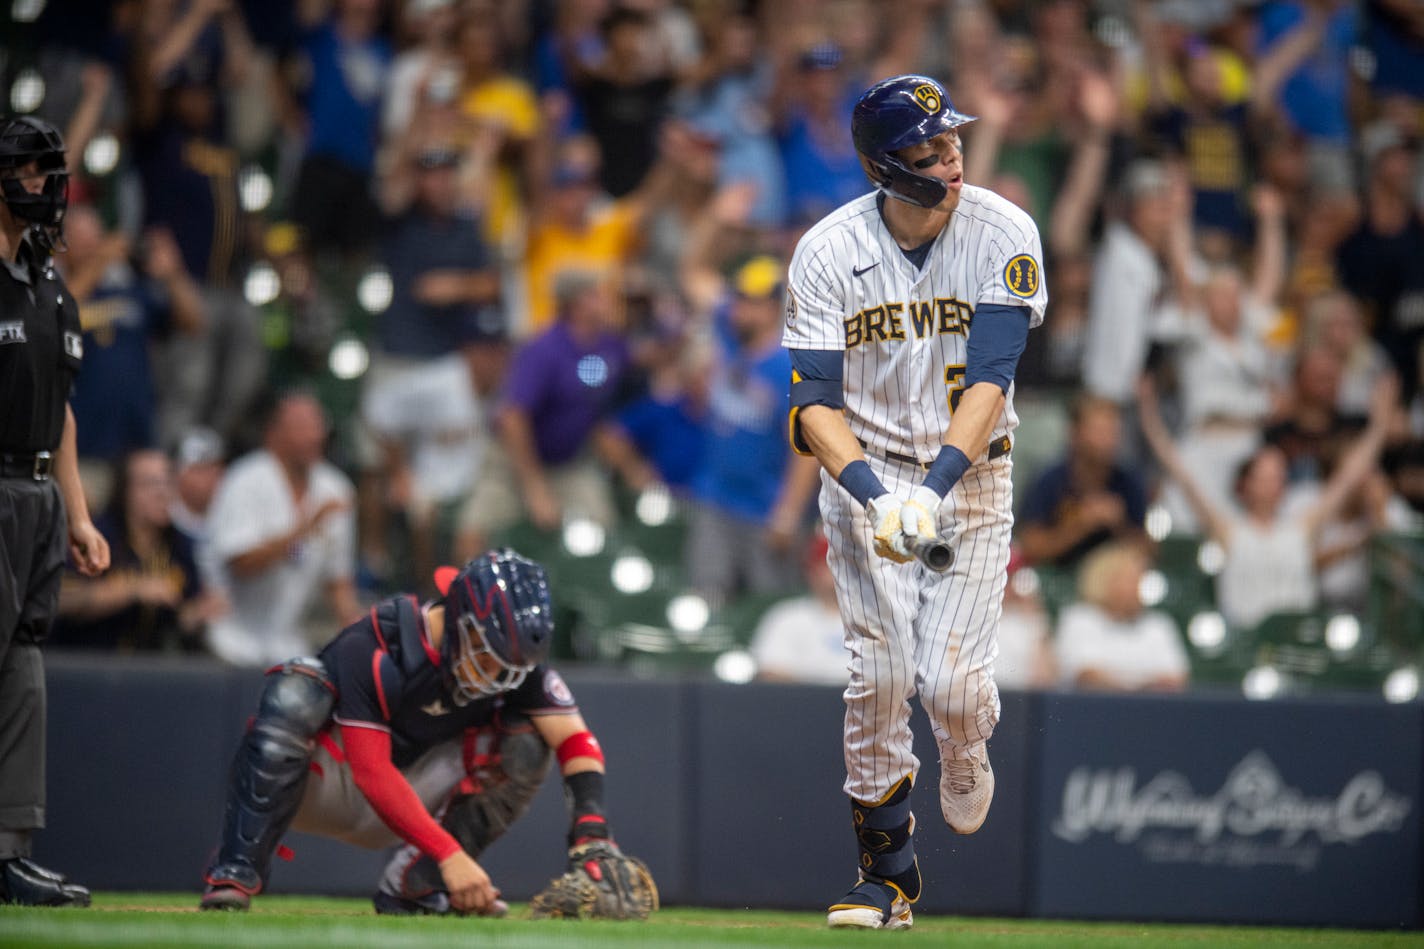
[820,452,1013,804]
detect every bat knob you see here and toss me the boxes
[908,535,954,573]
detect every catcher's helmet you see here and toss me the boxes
[438,549,554,704]
[852,75,975,209]
[0,114,69,230]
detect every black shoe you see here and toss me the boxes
[199,884,252,911]
[199,861,261,911]
[373,889,453,916]
[0,858,91,907]
[372,889,509,918]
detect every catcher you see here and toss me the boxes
[198,549,656,919]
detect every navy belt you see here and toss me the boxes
[0,451,54,481]
[860,436,1011,471]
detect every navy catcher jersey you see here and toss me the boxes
[319,595,577,768]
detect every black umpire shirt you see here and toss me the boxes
[0,232,82,453]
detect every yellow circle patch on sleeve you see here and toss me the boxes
[1004,254,1040,298]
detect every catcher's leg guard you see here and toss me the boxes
[376,711,552,909]
[827,775,920,930]
[203,658,334,903]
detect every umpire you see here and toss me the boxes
[0,114,109,907]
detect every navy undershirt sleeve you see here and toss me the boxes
[789,349,844,409]
[965,304,1031,392]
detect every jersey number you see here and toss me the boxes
[945,363,966,414]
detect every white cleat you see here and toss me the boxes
[940,749,994,834]
[827,879,914,930]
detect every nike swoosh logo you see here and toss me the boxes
[852,263,879,278]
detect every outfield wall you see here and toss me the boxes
[34,654,1422,928]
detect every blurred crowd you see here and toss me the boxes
[7,0,1424,691]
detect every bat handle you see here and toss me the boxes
[907,534,954,573]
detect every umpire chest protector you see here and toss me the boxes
[0,245,82,452]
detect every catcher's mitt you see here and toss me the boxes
[529,840,658,920]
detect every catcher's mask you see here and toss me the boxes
[436,550,554,704]
[0,114,69,240]
[851,75,975,209]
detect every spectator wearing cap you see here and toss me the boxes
[776,42,864,225]
[169,426,226,590]
[682,256,822,606]
[361,141,503,589]
[456,270,658,555]
[523,135,676,334]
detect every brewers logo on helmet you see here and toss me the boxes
[851,75,975,209]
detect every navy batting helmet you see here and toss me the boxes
[851,75,975,209]
[0,114,69,230]
[438,549,554,704]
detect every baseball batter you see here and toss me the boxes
[783,75,1046,929]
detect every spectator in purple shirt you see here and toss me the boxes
[455,271,658,554]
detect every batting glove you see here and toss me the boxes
[867,495,914,564]
[899,485,942,547]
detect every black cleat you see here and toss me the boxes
[199,862,261,911]
[373,889,453,916]
[373,888,509,917]
[199,884,252,911]
[0,858,91,908]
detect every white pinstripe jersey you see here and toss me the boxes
[783,186,1047,461]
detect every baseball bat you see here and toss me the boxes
[906,534,954,573]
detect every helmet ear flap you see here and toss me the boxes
[876,152,949,209]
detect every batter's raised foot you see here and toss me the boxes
[940,749,994,833]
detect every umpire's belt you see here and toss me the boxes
[859,436,1011,470]
[0,451,53,481]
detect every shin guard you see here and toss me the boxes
[204,659,335,894]
[851,774,921,903]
